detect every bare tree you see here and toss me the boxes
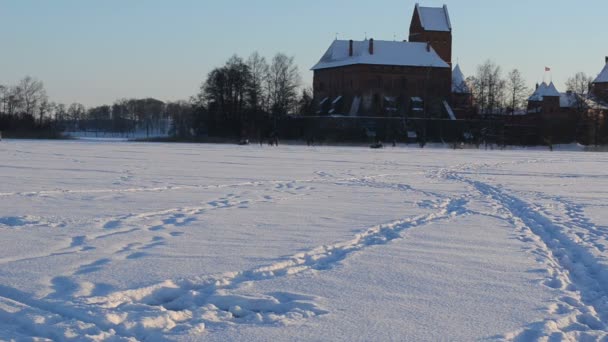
[202,55,249,117]
[5,86,22,117]
[166,100,194,138]
[566,72,593,95]
[267,53,301,115]
[16,76,47,117]
[68,103,86,121]
[0,85,6,114]
[225,55,250,122]
[55,103,67,121]
[247,52,269,112]
[471,60,506,115]
[506,69,528,115]
[297,86,314,115]
[37,96,53,124]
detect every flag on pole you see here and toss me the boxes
[545,67,551,72]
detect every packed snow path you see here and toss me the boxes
[0,140,607,341]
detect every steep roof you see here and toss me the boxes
[415,4,452,32]
[593,62,608,83]
[311,40,450,70]
[545,82,561,97]
[529,83,547,101]
[529,82,560,101]
[452,64,471,93]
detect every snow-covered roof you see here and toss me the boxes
[583,95,608,110]
[528,83,546,101]
[311,40,450,70]
[593,62,608,83]
[452,64,471,93]
[545,82,561,97]
[443,100,456,120]
[416,4,452,32]
[528,82,561,101]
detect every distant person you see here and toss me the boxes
[269,131,278,146]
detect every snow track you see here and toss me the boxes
[2,141,608,341]
[0,174,396,200]
[438,164,608,341]
[0,196,469,340]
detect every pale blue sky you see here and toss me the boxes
[1,0,606,107]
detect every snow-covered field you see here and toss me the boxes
[0,140,607,341]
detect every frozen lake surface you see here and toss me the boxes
[0,140,607,341]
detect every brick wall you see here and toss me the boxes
[313,64,451,115]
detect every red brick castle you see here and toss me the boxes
[312,4,465,117]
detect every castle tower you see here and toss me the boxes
[409,4,452,68]
[592,57,608,102]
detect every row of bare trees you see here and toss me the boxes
[0,77,189,137]
[194,52,312,137]
[467,60,598,116]
[195,53,303,116]
[0,77,62,137]
[466,60,529,115]
[0,77,103,127]
[464,60,606,146]
[0,77,51,123]
[1,53,310,139]
[3,58,601,143]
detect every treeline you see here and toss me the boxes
[192,52,312,138]
[1,51,313,140]
[0,77,59,137]
[467,60,594,115]
[467,61,529,115]
[60,98,179,137]
[466,60,607,146]
[2,56,604,145]
[0,77,183,137]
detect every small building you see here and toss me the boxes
[311,4,453,117]
[526,82,581,142]
[528,82,562,115]
[526,68,608,144]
